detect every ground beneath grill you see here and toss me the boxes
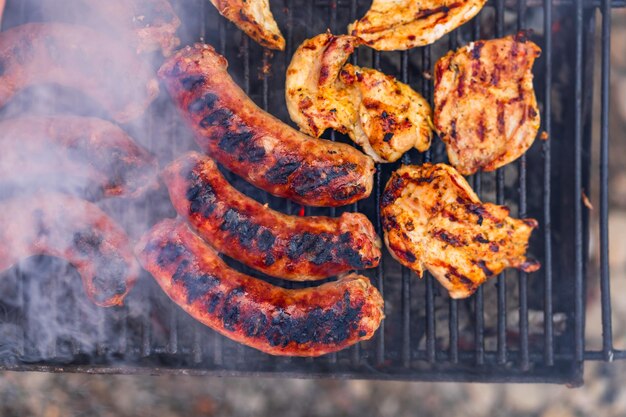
[0,8,625,417]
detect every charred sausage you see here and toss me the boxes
[135,219,384,356]
[158,44,375,207]
[162,152,381,280]
[0,193,140,307]
[0,116,158,200]
[0,23,159,123]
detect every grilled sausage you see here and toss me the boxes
[136,219,384,356]
[0,116,158,200]
[158,44,375,207]
[0,193,140,307]
[0,23,159,123]
[40,0,181,56]
[162,152,381,280]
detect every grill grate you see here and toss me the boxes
[0,0,623,385]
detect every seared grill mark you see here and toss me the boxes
[199,109,233,128]
[186,179,216,216]
[477,114,486,142]
[220,209,261,249]
[450,119,457,141]
[473,234,489,244]
[217,130,266,163]
[433,229,464,247]
[73,230,103,255]
[263,292,362,347]
[456,72,465,97]
[265,159,302,184]
[243,311,268,337]
[287,232,364,267]
[415,4,452,19]
[156,242,186,266]
[475,260,494,277]
[333,184,366,202]
[292,163,357,197]
[180,75,205,91]
[220,287,244,331]
[471,41,483,59]
[497,102,505,134]
[189,93,218,113]
[257,229,276,251]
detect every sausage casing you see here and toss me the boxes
[158,44,375,207]
[162,152,381,280]
[0,23,159,123]
[0,116,158,200]
[0,193,140,307]
[135,219,384,356]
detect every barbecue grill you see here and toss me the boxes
[0,0,622,386]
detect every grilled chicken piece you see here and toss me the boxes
[286,33,432,163]
[434,33,542,175]
[381,163,540,299]
[208,0,285,50]
[159,43,374,207]
[136,218,384,356]
[348,0,487,51]
[40,0,181,56]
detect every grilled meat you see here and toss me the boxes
[159,43,375,207]
[208,0,285,50]
[0,23,159,123]
[381,163,540,299]
[0,0,5,29]
[286,33,432,163]
[40,0,181,56]
[0,116,158,200]
[136,218,384,356]
[434,33,542,175]
[163,152,381,280]
[0,193,139,307]
[348,0,487,51]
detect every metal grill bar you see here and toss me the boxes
[574,0,585,363]
[599,0,614,362]
[517,0,530,372]
[543,0,555,367]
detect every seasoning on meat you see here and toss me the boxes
[208,0,285,50]
[381,163,540,299]
[434,32,542,175]
[348,0,487,51]
[286,33,432,163]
